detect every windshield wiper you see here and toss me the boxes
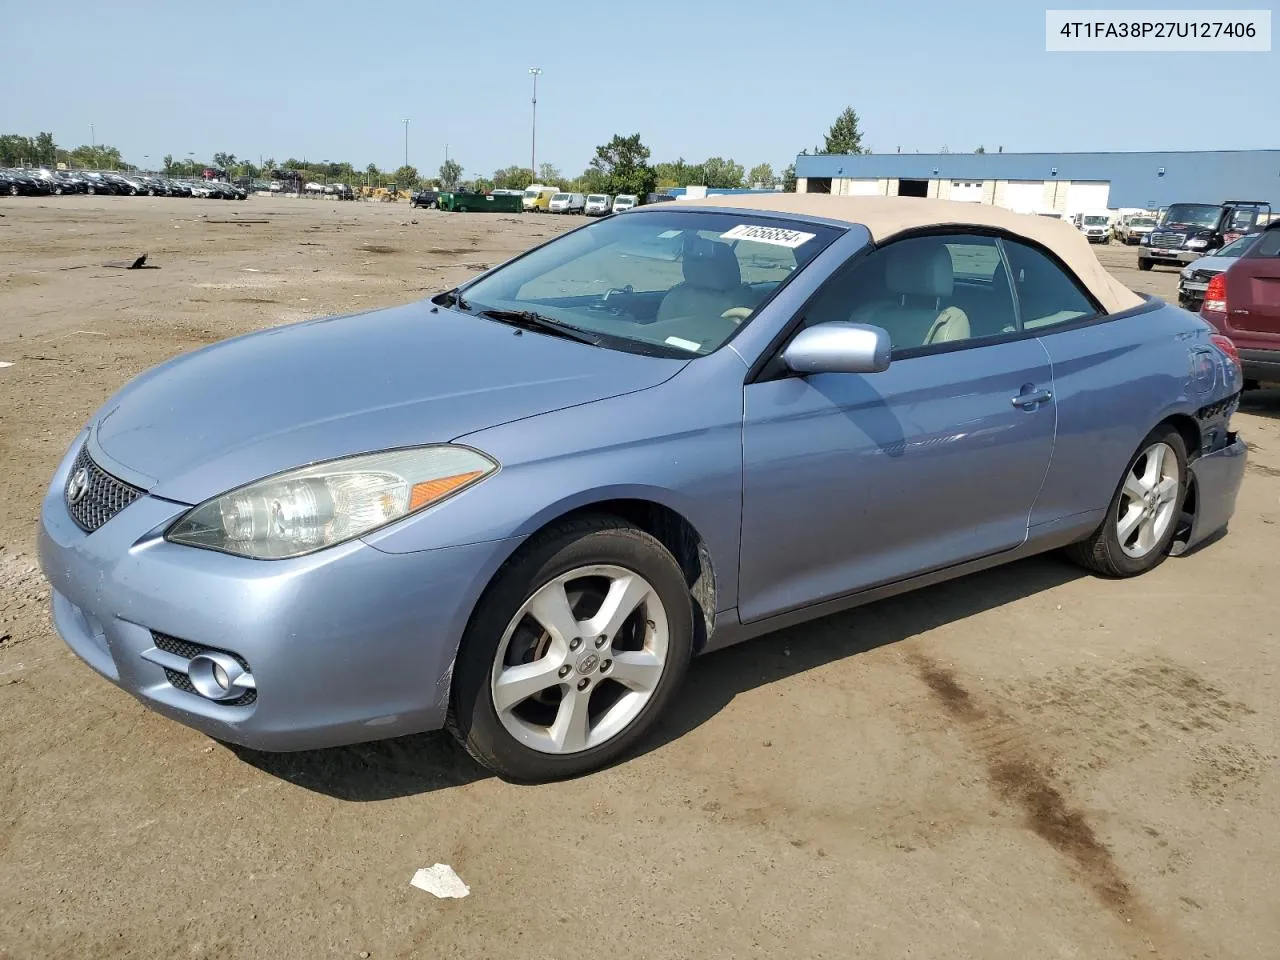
[476,309,602,346]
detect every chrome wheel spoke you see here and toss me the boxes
[1116,504,1143,544]
[609,650,664,693]
[1141,444,1166,488]
[550,687,593,753]
[493,657,566,713]
[583,572,651,641]
[525,581,580,652]
[1123,471,1148,502]
[1155,476,1178,504]
[1135,515,1158,554]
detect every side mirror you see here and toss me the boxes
[782,322,892,375]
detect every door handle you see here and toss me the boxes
[1012,388,1053,409]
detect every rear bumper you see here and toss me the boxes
[1177,435,1247,554]
[1239,348,1280,384]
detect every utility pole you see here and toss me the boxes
[528,67,542,179]
[402,118,410,168]
[90,124,95,150]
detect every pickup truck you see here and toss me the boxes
[1139,200,1271,271]
[1115,214,1157,245]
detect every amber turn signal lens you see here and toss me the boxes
[409,470,487,510]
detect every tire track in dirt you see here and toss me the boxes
[906,650,1218,959]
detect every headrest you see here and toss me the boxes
[682,238,742,291]
[884,243,954,299]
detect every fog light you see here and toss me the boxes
[188,652,255,702]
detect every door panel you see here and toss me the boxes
[738,340,1055,624]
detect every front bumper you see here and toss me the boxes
[37,441,514,751]
[1141,247,1201,265]
[1174,435,1247,554]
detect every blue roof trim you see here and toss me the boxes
[794,150,1280,208]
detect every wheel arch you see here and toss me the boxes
[470,494,718,653]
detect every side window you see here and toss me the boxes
[802,233,1017,350]
[1253,229,1280,257]
[1001,239,1098,330]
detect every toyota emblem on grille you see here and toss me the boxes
[66,468,90,505]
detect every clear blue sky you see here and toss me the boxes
[1,0,1273,176]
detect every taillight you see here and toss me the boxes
[1210,333,1241,371]
[1201,273,1227,316]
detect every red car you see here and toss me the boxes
[1201,220,1280,387]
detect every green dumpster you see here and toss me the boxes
[439,191,524,213]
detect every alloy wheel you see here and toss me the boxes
[490,564,669,755]
[1116,441,1180,558]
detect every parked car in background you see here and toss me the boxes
[1140,200,1271,271]
[38,194,1245,783]
[584,194,612,216]
[1078,213,1110,243]
[548,192,586,214]
[1200,220,1280,386]
[522,186,559,212]
[1178,233,1261,310]
[611,194,638,212]
[411,188,440,209]
[1117,215,1158,245]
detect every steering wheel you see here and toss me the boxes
[721,307,753,324]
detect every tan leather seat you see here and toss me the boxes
[656,240,752,331]
[850,242,970,347]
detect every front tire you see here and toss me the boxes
[449,517,694,782]
[1065,425,1187,577]
[1138,258,1153,271]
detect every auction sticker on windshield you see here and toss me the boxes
[720,224,816,248]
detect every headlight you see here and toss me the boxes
[166,445,497,559]
[1186,238,1209,250]
[1140,235,1150,245]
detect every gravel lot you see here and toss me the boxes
[1,197,1277,960]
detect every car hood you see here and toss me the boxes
[90,301,686,504]
[1183,255,1234,275]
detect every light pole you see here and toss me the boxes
[528,67,541,179]
[402,118,410,169]
[90,123,95,149]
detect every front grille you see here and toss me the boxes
[65,445,145,533]
[1150,232,1184,250]
[151,631,257,706]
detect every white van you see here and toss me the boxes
[584,194,612,216]
[549,192,586,214]
[612,194,639,213]
[1078,211,1111,244]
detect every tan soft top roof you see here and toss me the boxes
[668,194,1144,315]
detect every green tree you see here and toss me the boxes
[35,132,56,166]
[493,165,534,190]
[820,106,865,155]
[439,158,463,189]
[537,162,562,185]
[393,164,420,187]
[212,152,237,173]
[782,162,798,193]
[701,156,744,189]
[975,145,986,154]
[162,153,176,174]
[472,176,495,194]
[748,163,776,188]
[590,133,656,199]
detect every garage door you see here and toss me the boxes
[1065,181,1111,216]
[998,180,1044,214]
[839,179,882,196]
[950,181,984,202]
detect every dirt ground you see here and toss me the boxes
[1,196,1277,960]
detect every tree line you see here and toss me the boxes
[3,107,881,195]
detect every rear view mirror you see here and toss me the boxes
[783,322,892,375]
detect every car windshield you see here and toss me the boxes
[523,189,538,198]
[615,196,636,205]
[1131,217,1156,227]
[1213,235,1257,258]
[450,210,840,357]
[588,195,607,203]
[1084,216,1108,225]
[1162,204,1220,228]
[552,194,569,202]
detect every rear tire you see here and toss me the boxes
[1138,258,1153,271]
[1065,425,1187,577]
[449,516,694,782]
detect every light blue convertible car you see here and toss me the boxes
[38,195,1246,781]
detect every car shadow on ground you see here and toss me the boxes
[1239,387,1280,420]
[232,553,1084,800]
[632,553,1084,764]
